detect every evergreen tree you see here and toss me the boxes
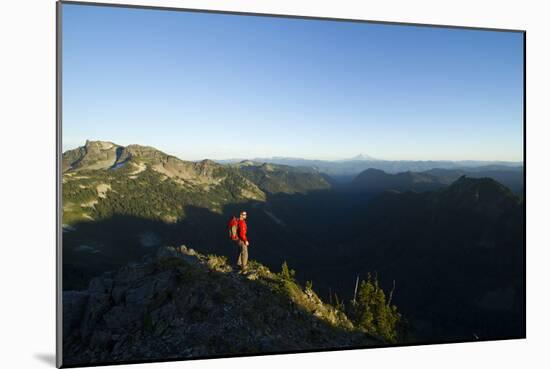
[352,274,401,342]
[280,261,295,281]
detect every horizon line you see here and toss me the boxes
[62,139,523,164]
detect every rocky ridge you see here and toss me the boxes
[63,246,380,366]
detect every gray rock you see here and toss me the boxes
[63,291,89,337]
[125,283,156,305]
[103,305,146,333]
[88,277,113,294]
[115,263,155,284]
[111,285,126,304]
[151,301,177,336]
[156,246,178,259]
[80,292,111,339]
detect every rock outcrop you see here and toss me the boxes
[62,246,379,366]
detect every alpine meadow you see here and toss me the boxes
[60,3,525,367]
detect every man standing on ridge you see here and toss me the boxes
[236,211,249,274]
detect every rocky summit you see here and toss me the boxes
[63,246,380,366]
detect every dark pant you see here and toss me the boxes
[236,240,248,270]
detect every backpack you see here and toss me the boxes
[228,216,239,240]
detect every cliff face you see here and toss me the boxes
[63,246,380,366]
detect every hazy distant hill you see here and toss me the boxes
[232,161,331,194]
[347,166,523,195]
[350,168,446,193]
[424,167,524,193]
[218,155,523,178]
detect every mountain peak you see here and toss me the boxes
[84,139,118,150]
[450,175,507,191]
[444,175,518,207]
[197,158,217,165]
[349,153,378,161]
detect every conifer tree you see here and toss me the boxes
[352,274,401,342]
[280,261,292,280]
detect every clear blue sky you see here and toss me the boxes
[62,3,524,162]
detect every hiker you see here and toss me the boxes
[235,211,249,273]
[227,211,250,273]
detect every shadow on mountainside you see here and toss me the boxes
[63,180,525,344]
[62,189,377,291]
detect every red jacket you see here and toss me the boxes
[237,219,248,243]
